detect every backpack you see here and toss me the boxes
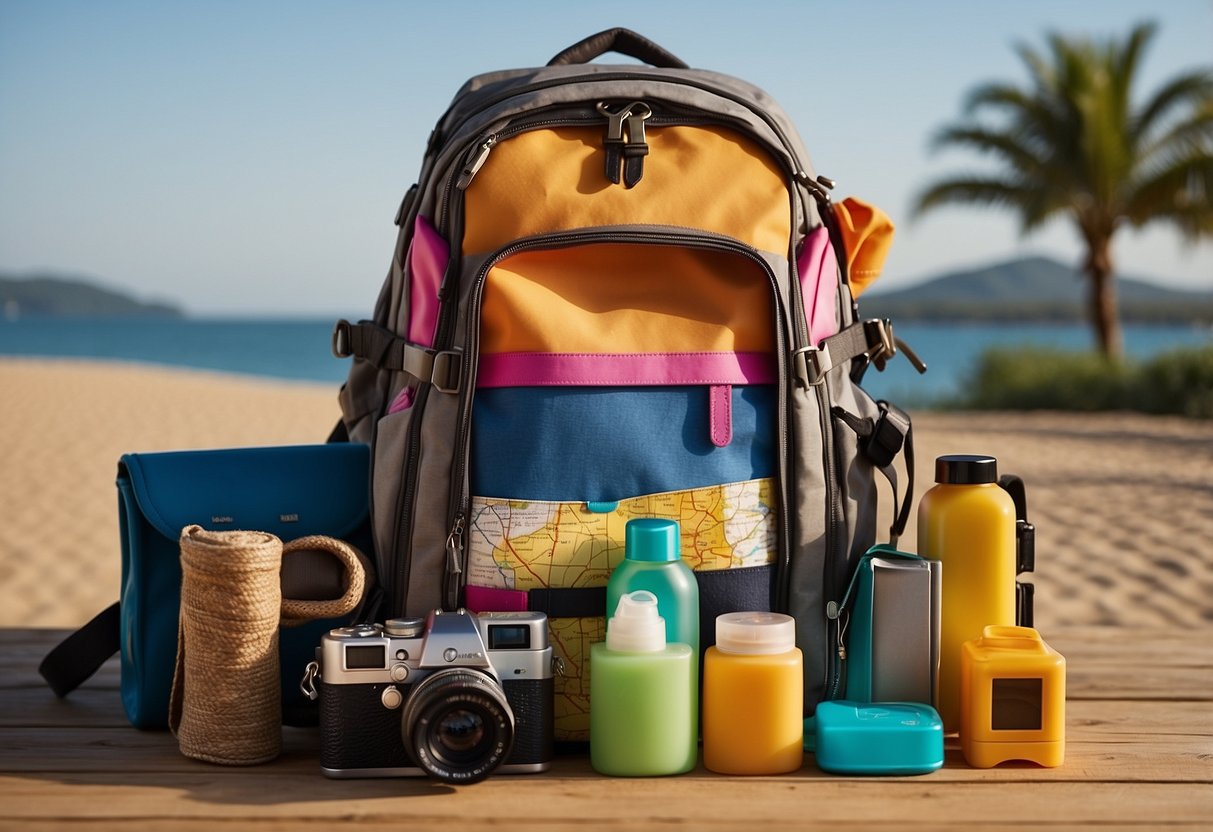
[333,28,921,741]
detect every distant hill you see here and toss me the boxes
[0,273,183,320]
[862,256,1213,323]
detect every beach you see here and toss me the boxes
[2,356,1210,631]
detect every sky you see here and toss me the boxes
[1,0,1211,316]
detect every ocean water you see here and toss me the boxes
[0,318,1209,403]
[0,318,351,383]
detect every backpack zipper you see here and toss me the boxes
[437,108,716,229]
[387,383,430,616]
[438,227,792,611]
[432,70,813,182]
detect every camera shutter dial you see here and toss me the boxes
[385,617,426,637]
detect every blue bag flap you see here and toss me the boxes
[121,443,369,541]
[116,442,371,729]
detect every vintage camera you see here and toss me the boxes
[305,609,554,783]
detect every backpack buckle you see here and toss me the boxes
[793,344,832,387]
[430,350,463,394]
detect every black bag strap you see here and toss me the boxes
[547,28,689,69]
[39,602,121,698]
[999,474,1036,627]
[528,586,607,619]
[326,418,349,443]
[831,400,915,546]
[998,474,1035,575]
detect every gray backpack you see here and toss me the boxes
[333,28,920,739]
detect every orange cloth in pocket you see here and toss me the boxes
[833,197,894,298]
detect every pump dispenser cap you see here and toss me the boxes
[935,454,998,485]
[625,518,681,562]
[715,611,796,655]
[605,591,667,652]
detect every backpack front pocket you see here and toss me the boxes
[455,233,786,741]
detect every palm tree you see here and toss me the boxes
[914,22,1213,360]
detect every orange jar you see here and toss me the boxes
[703,612,803,775]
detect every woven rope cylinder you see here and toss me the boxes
[170,525,283,765]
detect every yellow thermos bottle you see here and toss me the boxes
[918,455,1017,733]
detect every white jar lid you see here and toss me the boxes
[714,612,796,654]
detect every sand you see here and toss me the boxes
[2,357,1211,631]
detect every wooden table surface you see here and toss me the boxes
[1,626,1210,831]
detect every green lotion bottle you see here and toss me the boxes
[590,591,697,776]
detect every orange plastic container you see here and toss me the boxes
[960,625,1066,768]
[703,612,803,775]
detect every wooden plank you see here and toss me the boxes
[2,701,1210,781]
[0,685,127,728]
[1051,629,1213,674]
[2,627,1212,830]
[0,776,1209,827]
[2,728,1209,784]
[1051,629,1213,702]
[3,825,1205,832]
[10,627,1213,699]
[0,825,1203,832]
[3,660,120,690]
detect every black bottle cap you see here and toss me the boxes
[935,454,998,484]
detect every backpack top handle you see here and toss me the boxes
[547,28,689,69]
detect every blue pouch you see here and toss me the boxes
[41,443,373,729]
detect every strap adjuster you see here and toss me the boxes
[863,319,897,369]
[430,350,462,394]
[332,319,353,359]
[793,344,833,387]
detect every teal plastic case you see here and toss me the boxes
[814,701,944,775]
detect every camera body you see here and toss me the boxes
[313,609,554,783]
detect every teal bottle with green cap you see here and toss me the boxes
[606,517,699,663]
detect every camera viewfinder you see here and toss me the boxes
[487,625,530,650]
[345,644,387,670]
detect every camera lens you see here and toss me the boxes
[400,668,515,783]
[434,708,485,756]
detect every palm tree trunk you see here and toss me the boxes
[1084,237,1123,361]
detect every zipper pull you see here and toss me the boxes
[445,514,465,575]
[455,137,496,190]
[443,513,466,611]
[596,102,632,185]
[826,601,849,660]
[622,103,651,188]
[798,171,836,207]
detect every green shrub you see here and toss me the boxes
[1137,346,1213,418]
[960,347,1131,411]
[956,344,1213,418]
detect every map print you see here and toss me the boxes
[465,478,777,739]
